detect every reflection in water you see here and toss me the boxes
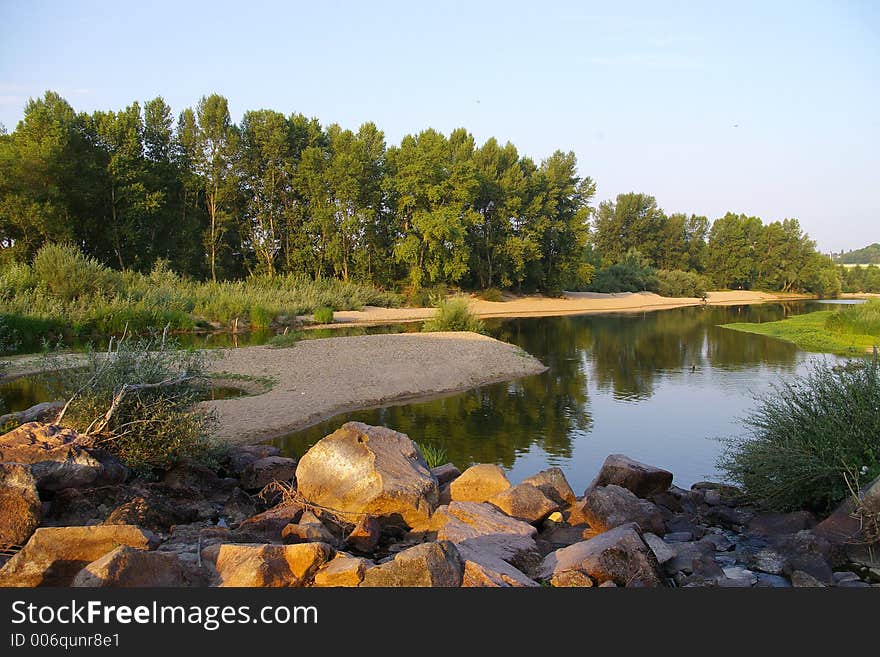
[274,302,845,491]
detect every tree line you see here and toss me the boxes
[0,91,840,296]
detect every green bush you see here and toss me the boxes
[657,269,710,298]
[718,356,880,512]
[249,304,273,328]
[33,243,117,301]
[422,296,485,333]
[267,331,303,348]
[826,299,880,339]
[404,283,449,308]
[40,335,219,476]
[313,306,334,324]
[478,288,504,302]
[588,251,658,293]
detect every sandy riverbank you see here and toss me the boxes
[204,332,547,445]
[326,290,813,326]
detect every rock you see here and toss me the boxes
[202,542,333,587]
[734,538,786,575]
[590,454,673,498]
[691,481,742,499]
[236,501,304,541]
[748,511,817,536]
[0,525,158,587]
[223,488,257,525]
[721,565,757,587]
[538,523,665,587]
[346,515,380,553]
[663,530,694,543]
[776,531,834,584]
[522,467,577,506]
[706,505,753,530]
[488,483,558,524]
[449,463,510,503]
[282,520,337,545]
[815,475,880,546]
[701,532,734,552]
[430,463,461,486]
[313,554,372,587]
[295,422,438,529]
[0,401,64,428]
[103,495,196,533]
[224,445,281,477]
[537,525,598,556]
[163,462,237,494]
[0,463,41,545]
[578,485,665,535]
[790,570,826,587]
[643,533,676,564]
[664,539,716,575]
[755,573,792,588]
[72,546,187,587]
[461,553,538,587]
[240,456,298,491]
[0,423,127,491]
[360,541,463,587]
[431,501,539,571]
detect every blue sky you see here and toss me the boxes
[1,0,877,252]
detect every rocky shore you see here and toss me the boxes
[0,419,877,588]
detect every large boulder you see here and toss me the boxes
[462,556,538,587]
[522,467,577,507]
[240,456,298,491]
[295,422,438,530]
[0,463,41,546]
[590,454,673,498]
[360,541,463,587]
[432,501,539,572]
[0,423,127,491]
[103,495,197,533]
[430,464,461,486]
[202,542,333,587]
[0,525,158,587]
[449,464,510,503]
[538,523,665,587]
[577,484,665,535]
[72,546,188,587]
[488,483,558,524]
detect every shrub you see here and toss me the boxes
[588,251,658,293]
[404,283,449,308]
[32,243,116,301]
[313,306,334,324]
[416,441,448,469]
[249,304,273,329]
[478,288,504,302]
[40,335,219,476]
[825,299,880,340]
[718,356,880,512]
[422,296,485,333]
[657,269,710,298]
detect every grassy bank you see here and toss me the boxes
[0,245,402,352]
[721,300,880,356]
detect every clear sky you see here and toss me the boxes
[1,0,877,252]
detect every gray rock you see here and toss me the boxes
[578,484,665,535]
[721,565,758,586]
[790,570,826,587]
[521,467,577,506]
[663,531,694,543]
[755,573,792,588]
[488,483,558,524]
[295,422,439,530]
[360,541,463,587]
[589,454,673,498]
[430,463,461,486]
[240,456,297,490]
[538,523,665,587]
[643,532,676,564]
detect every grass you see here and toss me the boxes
[313,306,334,324]
[416,441,448,469]
[421,296,485,333]
[718,356,880,512]
[266,332,303,349]
[0,245,402,351]
[721,302,880,356]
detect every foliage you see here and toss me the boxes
[422,296,485,333]
[723,302,879,356]
[416,441,448,469]
[266,331,303,348]
[834,243,880,265]
[718,356,880,512]
[840,264,880,293]
[403,283,448,307]
[588,250,658,293]
[657,269,709,298]
[313,306,334,324]
[478,287,504,302]
[39,335,219,475]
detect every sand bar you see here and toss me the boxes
[326,290,813,326]
[204,332,547,445]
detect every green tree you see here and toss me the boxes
[705,212,764,289]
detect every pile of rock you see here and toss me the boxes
[1,418,878,588]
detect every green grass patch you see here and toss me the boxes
[415,441,448,469]
[313,306,334,324]
[266,332,303,349]
[421,296,485,333]
[721,308,879,356]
